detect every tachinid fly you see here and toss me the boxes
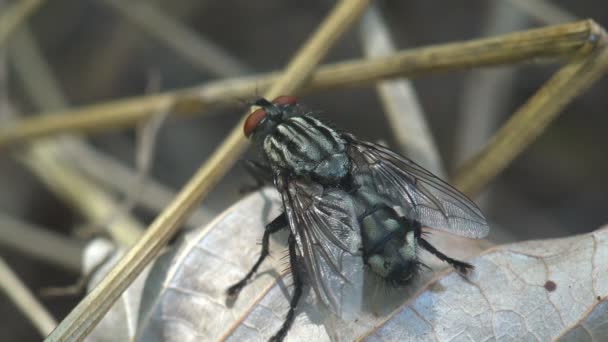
[227,96,490,341]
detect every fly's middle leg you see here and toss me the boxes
[226,213,287,299]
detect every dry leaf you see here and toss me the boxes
[86,189,608,341]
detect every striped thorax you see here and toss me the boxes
[244,96,350,184]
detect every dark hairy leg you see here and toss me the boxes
[407,218,473,274]
[226,213,287,298]
[270,233,304,342]
[416,237,473,274]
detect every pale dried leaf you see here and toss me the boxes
[86,190,608,341]
[365,226,608,341]
[556,299,608,341]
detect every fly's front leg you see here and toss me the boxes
[226,213,287,299]
[270,233,303,342]
[240,160,273,194]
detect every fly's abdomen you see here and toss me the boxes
[263,115,350,184]
[359,205,419,285]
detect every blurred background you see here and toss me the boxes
[0,0,607,340]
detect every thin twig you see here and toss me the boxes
[453,1,530,239]
[40,250,115,298]
[454,24,608,196]
[360,4,443,176]
[61,142,216,229]
[45,1,371,340]
[0,257,57,336]
[101,88,171,232]
[0,20,596,149]
[17,142,145,245]
[101,0,250,77]
[453,1,529,165]
[0,213,84,272]
[0,0,44,47]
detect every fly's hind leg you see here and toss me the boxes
[409,219,474,275]
[270,233,304,342]
[226,213,287,299]
[417,238,473,275]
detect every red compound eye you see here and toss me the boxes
[243,108,266,138]
[272,95,297,106]
[243,96,297,138]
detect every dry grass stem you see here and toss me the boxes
[9,26,144,245]
[0,257,57,336]
[9,26,67,108]
[10,26,215,230]
[101,102,171,232]
[454,23,608,196]
[63,142,216,229]
[0,20,597,149]
[18,142,145,245]
[0,0,44,47]
[101,0,250,77]
[45,1,371,340]
[0,213,84,272]
[360,5,443,176]
[453,1,528,165]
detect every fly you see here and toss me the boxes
[226,96,490,341]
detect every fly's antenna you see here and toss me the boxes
[241,97,271,109]
[253,97,285,120]
[254,97,273,108]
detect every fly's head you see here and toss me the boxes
[243,95,298,143]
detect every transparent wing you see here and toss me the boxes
[344,135,489,239]
[278,175,365,320]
